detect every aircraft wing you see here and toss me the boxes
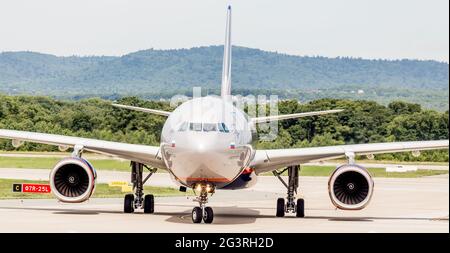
[112,103,171,116]
[251,109,343,124]
[0,129,166,169]
[251,140,449,174]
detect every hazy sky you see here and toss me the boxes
[0,0,448,62]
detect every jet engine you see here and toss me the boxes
[49,157,97,203]
[328,164,374,210]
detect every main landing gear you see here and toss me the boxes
[124,161,157,214]
[272,165,305,218]
[191,183,215,224]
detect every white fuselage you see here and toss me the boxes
[160,96,255,188]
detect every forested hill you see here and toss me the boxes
[0,46,448,110]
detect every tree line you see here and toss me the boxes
[0,94,448,162]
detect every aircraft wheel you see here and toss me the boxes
[144,194,154,213]
[192,207,203,223]
[276,198,285,217]
[296,198,305,217]
[124,194,134,213]
[203,207,214,224]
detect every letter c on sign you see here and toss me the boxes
[13,184,22,192]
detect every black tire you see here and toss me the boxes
[124,194,134,213]
[144,194,154,213]
[276,198,285,217]
[203,207,214,224]
[296,198,305,217]
[192,207,203,223]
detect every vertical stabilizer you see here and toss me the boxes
[221,6,232,98]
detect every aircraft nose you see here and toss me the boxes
[196,143,206,153]
[192,136,219,154]
[172,131,231,154]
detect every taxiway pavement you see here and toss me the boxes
[0,173,448,232]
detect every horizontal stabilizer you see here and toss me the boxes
[251,109,344,124]
[112,103,171,116]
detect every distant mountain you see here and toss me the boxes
[0,46,448,110]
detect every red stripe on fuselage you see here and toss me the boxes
[181,177,232,183]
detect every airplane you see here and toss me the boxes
[0,6,448,224]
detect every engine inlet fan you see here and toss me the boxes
[328,164,374,210]
[50,157,96,203]
[54,164,90,197]
[333,171,369,205]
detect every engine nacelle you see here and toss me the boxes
[221,168,258,190]
[328,164,374,210]
[49,157,96,203]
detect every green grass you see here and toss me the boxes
[331,159,449,166]
[263,165,448,178]
[0,156,447,178]
[0,156,132,171]
[0,178,183,199]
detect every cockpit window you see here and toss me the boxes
[203,123,217,132]
[218,123,230,133]
[178,122,188,132]
[185,122,229,132]
[189,122,202,132]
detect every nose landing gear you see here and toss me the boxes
[273,165,305,218]
[191,183,215,224]
[192,206,214,224]
[124,161,157,214]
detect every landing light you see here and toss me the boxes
[193,183,215,193]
